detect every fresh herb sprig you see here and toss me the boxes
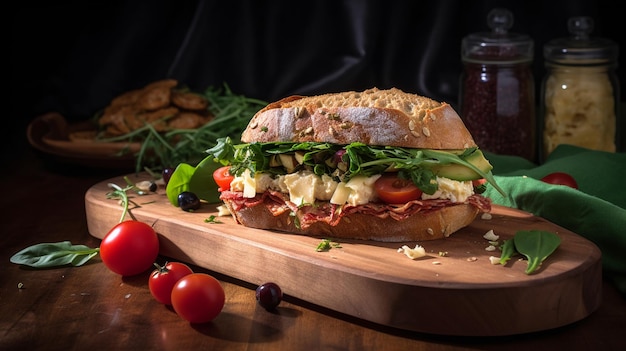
[96,84,267,173]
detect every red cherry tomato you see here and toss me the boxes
[99,221,159,276]
[374,174,423,204]
[171,273,225,323]
[149,262,194,305]
[213,166,235,192]
[540,172,578,189]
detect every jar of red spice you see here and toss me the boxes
[459,8,536,161]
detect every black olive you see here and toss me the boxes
[255,282,283,310]
[178,191,200,212]
[162,167,175,186]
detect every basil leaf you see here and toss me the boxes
[10,241,99,268]
[165,163,196,206]
[513,230,561,274]
[189,157,222,203]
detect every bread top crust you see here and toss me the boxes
[242,88,477,149]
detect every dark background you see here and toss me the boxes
[9,0,625,164]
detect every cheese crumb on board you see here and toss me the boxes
[216,205,231,216]
[483,229,499,241]
[397,245,426,259]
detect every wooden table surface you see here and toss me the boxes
[2,147,625,351]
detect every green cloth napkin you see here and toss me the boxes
[483,145,626,295]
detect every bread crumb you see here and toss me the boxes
[467,257,478,262]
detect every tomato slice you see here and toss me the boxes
[374,174,423,204]
[213,166,234,192]
[472,178,487,187]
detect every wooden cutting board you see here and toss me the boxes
[85,173,602,336]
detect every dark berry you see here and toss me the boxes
[255,282,282,310]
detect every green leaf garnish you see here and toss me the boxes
[316,239,342,252]
[10,241,99,268]
[513,230,561,274]
[205,138,505,196]
[499,239,517,265]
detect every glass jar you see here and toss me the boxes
[460,8,536,161]
[541,16,620,158]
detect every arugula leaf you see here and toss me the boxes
[10,241,99,268]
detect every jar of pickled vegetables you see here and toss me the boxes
[541,16,620,158]
[459,8,536,161]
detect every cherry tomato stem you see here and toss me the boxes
[149,261,194,305]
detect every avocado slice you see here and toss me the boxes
[429,149,493,181]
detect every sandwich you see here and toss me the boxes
[207,88,504,242]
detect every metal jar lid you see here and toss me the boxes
[461,8,534,64]
[544,16,618,65]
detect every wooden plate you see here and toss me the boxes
[85,173,603,336]
[27,113,139,169]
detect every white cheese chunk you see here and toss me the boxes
[421,176,474,203]
[216,204,231,216]
[231,169,472,207]
[489,256,502,265]
[343,175,381,206]
[283,171,319,205]
[397,244,426,260]
[483,229,499,241]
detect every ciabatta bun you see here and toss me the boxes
[242,87,476,150]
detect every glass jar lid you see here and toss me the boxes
[544,16,618,65]
[461,8,534,64]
